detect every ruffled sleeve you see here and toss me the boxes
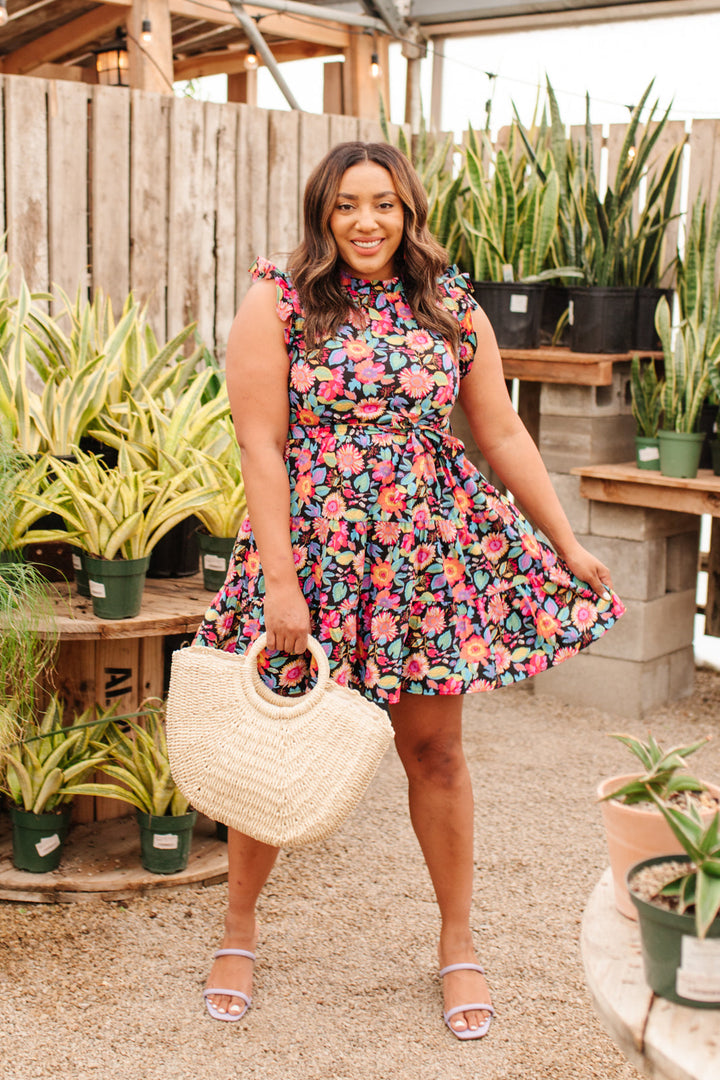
[438,265,478,378]
[250,256,303,344]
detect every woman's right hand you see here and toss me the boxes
[263,582,311,655]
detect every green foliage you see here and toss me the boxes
[630,356,663,438]
[648,794,720,939]
[656,296,712,433]
[65,702,189,816]
[600,731,710,805]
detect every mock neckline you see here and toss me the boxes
[340,270,401,291]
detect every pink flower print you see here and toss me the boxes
[290,363,315,392]
[371,611,398,643]
[313,518,331,543]
[525,653,548,676]
[520,596,537,619]
[317,370,345,402]
[342,613,357,641]
[279,659,307,687]
[493,644,512,673]
[321,609,342,630]
[570,598,599,632]
[554,645,579,665]
[374,520,400,544]
[397,301,413,319]
[372,459,395,483]
[344,337,374,360]
[371,313,393,336]
[335,443,364,474]
[364,659,380,687]
[406,328,435,353]
[376,588,400,610]
[487,594,510,623]
[481,534,509,563]
[439,675,464,695]
[328,521,349,551]
[355,359,386,384]
[322,493,346,519]
[219,611,237,635]
[355,399,386,421]
[548,563,573,589]
[410,543,434,569]
[239,517,253,537]
[399,366,434,399]
[433,381,455,407]
[403,652,429,680]
[412,505,431,531]
[421,606,446,635]
[276,299,293,322]
[292,546,308,570]
[521,532,542,559]
[455,614,473,640]
[437,518,458,543]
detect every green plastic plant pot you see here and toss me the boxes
[657,430,705,479]
[197,533,235,592]
[81,554,150,619]
[628,855,720,1008]
[634,436,660,471]
[136,809,197,875]
[10,805,71,873]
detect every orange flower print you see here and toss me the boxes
[536,609,561,639]
[355,359,385,384]
[403,652,429,680]
[245,552,261,577]
[453,486,472,513]
[406,328,435,353]
[460,635,490,663]
[322,493,346,519]
[296,407,320,426]
[374,520,401,544]
[335,444,364,474]
[364,659,380,687]
[279,659,307,687]
[293,546,308,570]
[295,474,314,501]
[378,485,407,514]
[443,556,464,584]
[371,611,398,643]
[371,561,394,587]
[521,532,542,559]
[486,594,510,623]
[570,599,599,632]
[421,606,446,634]
[493,644,512,673]
[437,518,458,543]
[481,534,509,563]
[345,337,375,360]
[399,366,434,399]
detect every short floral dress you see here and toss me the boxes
[195,257,624,704]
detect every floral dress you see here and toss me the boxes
[195,257,624,704]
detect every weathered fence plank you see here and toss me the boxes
[47,79,89,301]
[91,85,130,312]
[298,111,330,211]
[235,104,268,304]
[687,118,720,215]
[130,89,170,338]
[4,75,49,296]
[329,113,360,147]
[212,101,239,363]
[167,94,206,338]
[267,109,300,267]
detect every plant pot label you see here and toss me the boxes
[35,834,61,857]
[509,293,528,314]
[153,833,179,850]
[676,936,720,1002]
[71,553,82,570]
[89,580,106,598]
[637,445,660,462]
[203,554,227,572]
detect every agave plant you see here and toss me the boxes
[647,794,720,939]
[65,703,190,816]
[630,356,663,439]
[190,423,248,538]
[2,696,115,814]
[599,731,710,805]
[656,296,713,434]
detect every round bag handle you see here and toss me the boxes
[242,632,331,715]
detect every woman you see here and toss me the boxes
[196,142,623,1038]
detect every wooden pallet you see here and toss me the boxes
[500,347,661,386]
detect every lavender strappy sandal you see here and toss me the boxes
[203,948,256,1022]
[439,962,495,1040]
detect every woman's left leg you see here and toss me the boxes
[389,691,492,1036]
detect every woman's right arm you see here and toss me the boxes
[225,279,310,655]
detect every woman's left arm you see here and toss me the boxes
[458,306,614,597]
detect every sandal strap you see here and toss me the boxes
[439,962,485,978]
[203,988,251,1005]
[214,949,256,961]
[444,1003,495,1021]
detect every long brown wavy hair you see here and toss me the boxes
[288,142,460,354]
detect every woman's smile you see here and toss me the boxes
[330,160,405,280]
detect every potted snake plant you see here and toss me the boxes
[655,296,713,478]
[630,356,663,470]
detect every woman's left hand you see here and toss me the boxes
[558,541,614,600]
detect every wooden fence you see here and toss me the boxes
[2,72,720,362]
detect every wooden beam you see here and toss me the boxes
[228,69,257,105]
[173,41,340,79]
[170,0,348,47]
[1,5,128,75]
[127,0,174,93]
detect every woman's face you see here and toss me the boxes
[329,161,405,281]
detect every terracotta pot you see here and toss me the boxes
[598,773,720,920]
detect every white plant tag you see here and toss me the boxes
[203,554,227,572]
[638,445,660,462]
[71,554,82,570]
[501,263,514,283]
[89,580,106,598]
[153,833,179,850]
[509,293,528,314]
[676,935,720,1002]
[35,834,61,857]
[568,299,574,326]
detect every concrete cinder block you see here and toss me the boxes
[589,589,696,662]
[666,529,701,593]
[589,502,699,542]
[550,472,590,534]
[669,645,695,701]
[533,650,678,719]
[537,414,636,474]
[539,363,632,419]
[574,533,667,601]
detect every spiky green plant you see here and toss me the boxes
[599,731,711,805]
[630,356,663,438]
[656,296,713,433]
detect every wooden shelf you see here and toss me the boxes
[501,347,662,386]
[572,462,720,518]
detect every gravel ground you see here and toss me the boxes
[3,667,720,1080]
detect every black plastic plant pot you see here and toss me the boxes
[539,284,570,346]
[82,553,150,619]
[198,533,235,592]
[628,855,720,1008]
[634,287,673,351]
[471,282,546,348]
[147,516,200,579]
[568,286,636,353]
[136,809,198,874]
[10,805,71,873]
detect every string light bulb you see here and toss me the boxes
[244,43,259,71]
[0,1,8,27]
[627,145,637,161]
[141,19,152,44]
[370,52,381,79]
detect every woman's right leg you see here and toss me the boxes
[204,829,279,1016]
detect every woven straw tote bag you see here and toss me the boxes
[165,633,394,848]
